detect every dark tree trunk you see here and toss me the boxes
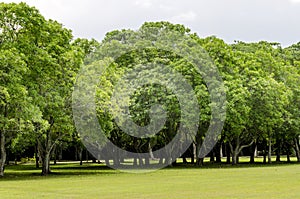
[276,139,281,162]
[210,151,214,162]
[287,151,291,163]
[263,152,267,164]
[53,146,57,165]
[215,141,222,163]
[58,144,63,161]
[78,147,83,165]
[86,150,89,163]
[0,131,6,177]
[75,146,78,161]
[226,142,231,164]
[294,138,300,162]
[196,158,204,166]
[263,139,267,164]
[35,144,39,168]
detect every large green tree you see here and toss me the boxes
[0,2,84,175]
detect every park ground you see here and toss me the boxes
[0,157,299,199]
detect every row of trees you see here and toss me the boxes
[0,3,299,176]
[85,22,300,167]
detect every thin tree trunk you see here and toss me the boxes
[0,131,6,177]
[86,150,89,163]
[196,157,204,166]
[294,138,300,162]
[191,143,196,164]
[53,146,57,165]
[226,142,231,164]
[79,147,83,165]
[250,142,256,163]
[210,151,214,162]
[75,146,78,161]
[263,152,267,164]
[229,139,238,165]
[35,143,39,168]
[276,139,281,162]
[58,144,63,161]
[268,138,272,164]
[263,139,267,164]
[215,141,222,163]
[287,150,291,163]
[149,142,155,160]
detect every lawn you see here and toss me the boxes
[0,160,299,199]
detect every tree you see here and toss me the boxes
[0,2,84,175]
[0,3,45,176]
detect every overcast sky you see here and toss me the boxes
[3,0,300,46]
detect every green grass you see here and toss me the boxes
[0,159,300,199]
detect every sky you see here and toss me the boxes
[2,0,300,47]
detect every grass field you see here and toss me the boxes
[0,159,300,199]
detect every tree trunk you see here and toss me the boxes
[58,144,63,161]
[196,157,204,166]
[97,154,101,164]
[145,156,150,166]
[276,139,281,162]
[86,150,89,163]
[263,139,267,164]
[53,146,57,165]
[268,138,272,164]
[41,151,51,175]
[195,139,202,166]
[226,143,231,164]
[228,140,238,165]
[0,131,6,177]
[232,149,239,165]
[149,142,155,160]
[215,142,222,163]
[133,157,137,166]
[210,151,214,162]
[294,138,300,162]
[35,144,39,168]
[250,143,256,163]
[263,152,267,164]
[191,143,196,164]
[79,147,83,166]
[287,151,291,163]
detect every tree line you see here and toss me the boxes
[0,3,299,176]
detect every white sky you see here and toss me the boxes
[2,0,300,46]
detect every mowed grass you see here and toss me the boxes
[0,160,300,199]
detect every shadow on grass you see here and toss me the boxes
[0,163,117,181]
[165,161,300,170]
[1,160,299,181]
